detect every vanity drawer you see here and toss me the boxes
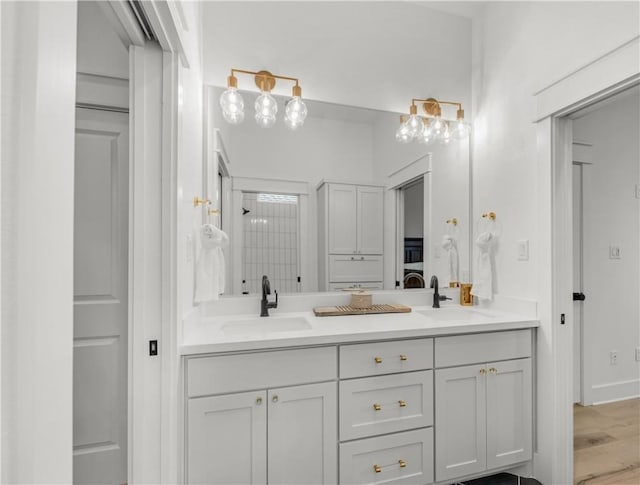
[434,329,531,368]
[187,347,337,397]
[329,255,383,282]
[340,371,433,441]
[340,339,433,378]
[340,428,434,485]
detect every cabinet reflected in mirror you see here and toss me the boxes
[204,86,470,296]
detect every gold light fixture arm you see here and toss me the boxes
[229,68,301,94]
[409,97,465,120]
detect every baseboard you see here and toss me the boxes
[592,378,640,405]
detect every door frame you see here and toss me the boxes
[533,36,639,485]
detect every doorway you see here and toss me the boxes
[566,86,640,482]
[398,178,426,288]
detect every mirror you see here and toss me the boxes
[204,86,470,296]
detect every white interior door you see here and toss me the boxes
[73,107,129,484]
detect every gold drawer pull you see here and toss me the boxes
[400,354,408,361]
[398,399,407,408]
[489,367,497,374]
[272,395,278,403]
[374,465,381,473]
[374,357,383,364]
[398,459,407,468]
[479,368,486,375]
[256,397,263,405]
[373,403,382,411]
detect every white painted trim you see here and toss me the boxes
[232,176,310,195]
[213,129,231,171]
[99,0,146,47]
[534,36,640,485]
[534,36,640,121]
[76,73,129,110]
[143,0,189,67]
[387,154,432,189]
[160,49,180,485]
[591,379,640,405]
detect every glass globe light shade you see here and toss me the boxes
[430,116,445,137]
[219,87,245,125]
[395,122,412,144]
[406,114,424,138]
[452,120,471,140]
[254,112,276,128]
[285,96,308,127]
[255,91,277,116]
[418,126,435,145]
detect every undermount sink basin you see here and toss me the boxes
[417,308,495,322]
[222,316,312,336]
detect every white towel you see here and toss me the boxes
[194,224,229,302]
[471,231,494,301]
[441,234,459,284]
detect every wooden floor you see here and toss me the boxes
[574,398,640,485]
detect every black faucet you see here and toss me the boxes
[430,275,451,308]
[260,275,278,317]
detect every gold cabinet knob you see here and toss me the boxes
[400,354,408,361]
[256,397,263,405]
[373,465,381,474]
[398,459,407,468]
[398,399,407,408]
[479,368,487,375]
[489,367,497,374]
[373,403,382,411]
[374,357,383,364]
[272,395,278,403]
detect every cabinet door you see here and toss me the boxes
[329,255,383,283]
[268,382,337,485]
[328,184,357,254]
[357,186,383,254]
[435,365,487,481]
[486,358,532,469]
[187,391,267,485]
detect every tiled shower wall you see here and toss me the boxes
[242,192,300,294]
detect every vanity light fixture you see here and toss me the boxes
[395,97,470,145]
[220,68,308,130]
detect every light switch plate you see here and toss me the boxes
[517,240,529,261]
[609,245,621,259]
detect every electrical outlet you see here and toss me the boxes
[610,351,619,365]
[635,347,640,362]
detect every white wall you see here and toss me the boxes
[574,90,640,403]
[202,1,471,115]
[76,1,129,78]
[472,1,640,300]
[471,2,640,483]
[1,1,77,482]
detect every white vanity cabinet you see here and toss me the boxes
[434,330,533,482]
[185,347,338,485]
[317,182,384,290]
[338,339,435,485]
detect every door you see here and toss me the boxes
[328,184,357,254]
[268,382,337,485]
[486,358,532,469]
[357,186,384,254]
[73,108,129,484]
[187,391,267,485]
[435,364,487,481]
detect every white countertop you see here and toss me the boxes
[181,303,539,355]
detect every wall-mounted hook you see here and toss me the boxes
[446,218,458,226]
[193,197,211,208]
[207,208,221,216]
[482,211,496,221]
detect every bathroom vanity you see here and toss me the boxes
[182,303,537,485]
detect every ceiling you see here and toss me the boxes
[202,1,473,116]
